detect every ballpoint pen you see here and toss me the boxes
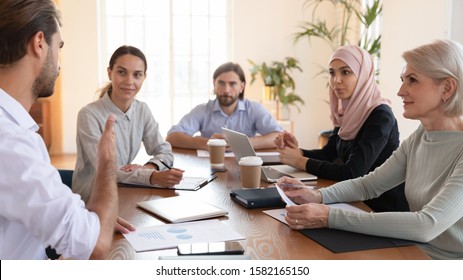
[158,159,172,170]
[198,176,217,188]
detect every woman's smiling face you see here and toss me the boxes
[107,54,146,103]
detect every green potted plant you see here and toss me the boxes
[293,0,382,76]
[248,57,304,116]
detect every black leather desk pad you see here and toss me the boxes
[299,228,418,253]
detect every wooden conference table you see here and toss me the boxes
[109,148,430,260]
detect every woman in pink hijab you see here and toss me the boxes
[274,45,408,212]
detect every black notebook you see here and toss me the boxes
[230,187,286,209]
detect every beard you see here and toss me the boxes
[217,94,238,107]
[32,48,58,99]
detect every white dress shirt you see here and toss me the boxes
[0,89,100,260]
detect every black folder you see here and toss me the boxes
[299,228,419,253]
[230,187,286,209]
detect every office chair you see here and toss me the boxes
[318,129,333,148]
[46,169,74,259]
[58,169,73,189]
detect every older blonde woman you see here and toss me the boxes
[279,40,463,260]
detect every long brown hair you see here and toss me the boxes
[99,45,147,98]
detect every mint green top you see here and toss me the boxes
[321,125,463,259]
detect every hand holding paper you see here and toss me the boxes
[276,177,323,204]
[273,182,329,229]
[274,183,297,206]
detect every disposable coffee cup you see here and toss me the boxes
[238,156,263,188]
[207,139,227,169]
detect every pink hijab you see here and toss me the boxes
[329,45,390,140]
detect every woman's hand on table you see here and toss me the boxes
[285,203,329,230]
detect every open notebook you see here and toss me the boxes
[137,196,228,223]
[120,176,216,191]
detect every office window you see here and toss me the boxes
[362,0,382,42]
[99,0,230,135]
[362,0,382,71]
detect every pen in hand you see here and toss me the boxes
[158,158,185,182]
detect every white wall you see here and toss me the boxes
[380,0,454,141]
[451,0,463,43]
[232,0,333,149]
[59,0,458,153]
[60,0,100,153]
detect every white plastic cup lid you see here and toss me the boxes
[239,156,263,166]
[207,139,227,146]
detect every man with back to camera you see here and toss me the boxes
[0,0,118,259]
[166,62,283,150]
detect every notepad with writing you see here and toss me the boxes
[120,176,216,191]
[137,196,228,223]
[230,187,286,209]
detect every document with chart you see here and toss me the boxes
[123,219,244,252]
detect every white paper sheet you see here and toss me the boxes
[197,149,280,158]
[263,208,289,225]
[264,203,366,225]
[197,150,235,158]
[123,219,245,252]
[274,184,297,206]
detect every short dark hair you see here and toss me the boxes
[99,45,148,98]
[0,0,61,66]
[213,62,246,99]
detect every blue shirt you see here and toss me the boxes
[168,99,283,137]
